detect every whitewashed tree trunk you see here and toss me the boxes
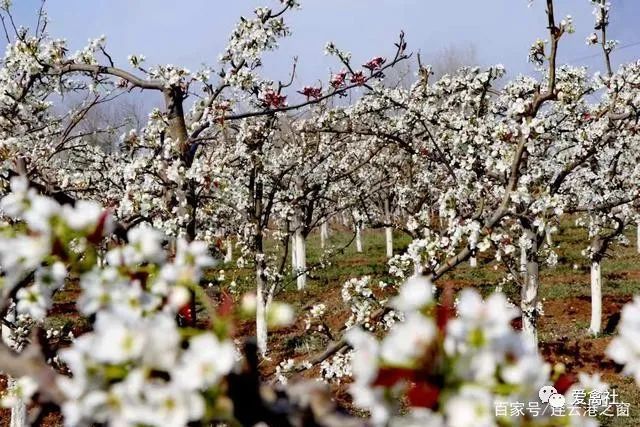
[384,198,393,258]
[256,263,268,356]
[589,261,602,335]
[520,238,528,276]
[266,284,275,311]
[521,228,539,348]
[224,238,233,263]
[469,228,479,268]
[355,224,363,253]
[290,204,307,290]
[545,227,553,247]
[8,378,26,427]
[637,222,640,254]
[295,228,307,290]
[291,235,298,271]
[2,308,26,427]
[385,227,393,258]
[320,222,329,249]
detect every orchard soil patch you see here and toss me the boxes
[539,295,631,373]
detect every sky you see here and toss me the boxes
[5,0,640,105]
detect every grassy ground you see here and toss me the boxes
[212,221,640,426]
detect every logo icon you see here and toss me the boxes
[538,385,565,408]
[538,385,557,403]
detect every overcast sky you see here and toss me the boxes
[5,0,640,103]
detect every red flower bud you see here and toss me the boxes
[351,71,366,86]
[330,70,348,88]
[298,86,323,100]
[261,89,287,109]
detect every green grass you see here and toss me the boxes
[214,222,640,336]
[214,228,414,309]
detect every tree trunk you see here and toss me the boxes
[385,227,393,258]
[254,230,268,356]
[355,224,363,253]
[589,260,602,335]
[163,87,189,154]
[520,236,528,276]
[256,260,268,356]
[469,228,479,268]
[521,227,539,348]
[224,238,233,263]
[249,153,268,356]
[320,222,329,249]
[295,228,307,290]
[2,309,26,427]
[164,86,196,244]
[185,185,197,242]
[291,234,298,271]
[545,226,553,247]
[8,378,26,427]
[384,198,393,258]
[168,237,177,256]
[637,222,640,254]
